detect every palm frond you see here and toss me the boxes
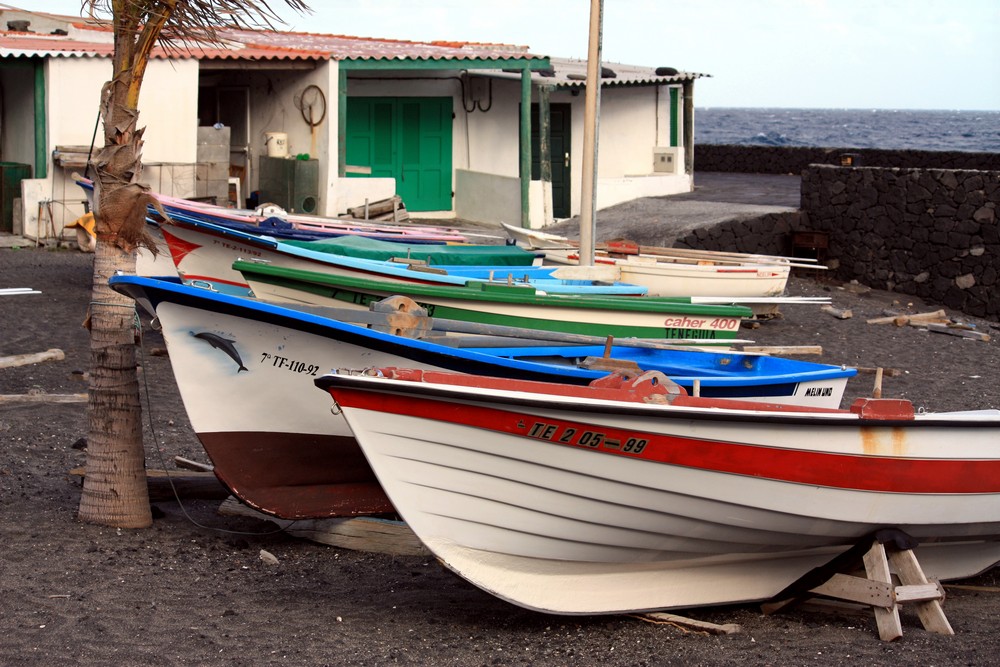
[80,0,312,49]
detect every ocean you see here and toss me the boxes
[694,108,1000,153]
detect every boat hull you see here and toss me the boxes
[111,276,840,519]
[542,246,791,298]
[317,370,1000,614]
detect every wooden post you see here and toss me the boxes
[863,540,903,641]
[578,0,603,266]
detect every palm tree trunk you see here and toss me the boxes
[77,69,154,527]
[78,238,152,527]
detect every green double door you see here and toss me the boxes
[345,97,453,212]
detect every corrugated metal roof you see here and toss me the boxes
[0,17,544,64]
[479,57,709,87]
[218,28,540,63]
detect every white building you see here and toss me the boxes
[0,6,705,241]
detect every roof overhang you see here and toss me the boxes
[475,57,710,88]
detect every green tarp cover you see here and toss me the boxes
[285,235,539,267]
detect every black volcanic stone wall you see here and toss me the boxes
[801,165,1000,317]
[695,145,1000,174]
[674,164,1000,318]
[674,211,802,258]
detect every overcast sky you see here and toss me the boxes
[32,0,1000,110]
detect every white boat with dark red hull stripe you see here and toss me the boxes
[316,368,1000,615]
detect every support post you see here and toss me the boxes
[579,0,604,266]
[337,67,347,178]
[34,59,47,179]
[539,84,552,227]
[682,79,694,176]
[519,67,532,229]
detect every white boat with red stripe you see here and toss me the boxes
[315,367,1000,615]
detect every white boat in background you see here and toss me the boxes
[316,367,1000,615]
[502,222,823,299]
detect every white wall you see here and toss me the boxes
[464,78,522,178]
[454,169,520,225]
[21,56,200,240]
[46,57,198,164]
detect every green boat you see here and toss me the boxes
[233,259,753,343]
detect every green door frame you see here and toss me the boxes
[337,57,550,228]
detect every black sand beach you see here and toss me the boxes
[3,246,1000,666]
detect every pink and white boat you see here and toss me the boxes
[316,367,1000,615]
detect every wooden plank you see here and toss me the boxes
[347,195,402,219]
[579,356,643,374]
[867,309,948,326]
[894,582,945,604]
[0,348,64,369]
[218,497,428,556]
[943,584,1000,593]
[926,323,990,341]
[853,366,903,377]
[863,541,903,641]
[636,611,742,635]
[0,393,87,404]
[174,456,214,472]
[741,345,823,356]
[70,467,229,502]
[809,572,893,607]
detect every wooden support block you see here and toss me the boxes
[906,309,949,322]
[579,356,643,374]
[0,348,65,369]
[218,497,429,557]
[821,305,853,319]
[766,535,954,641]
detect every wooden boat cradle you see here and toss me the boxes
[763,528,952,641]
